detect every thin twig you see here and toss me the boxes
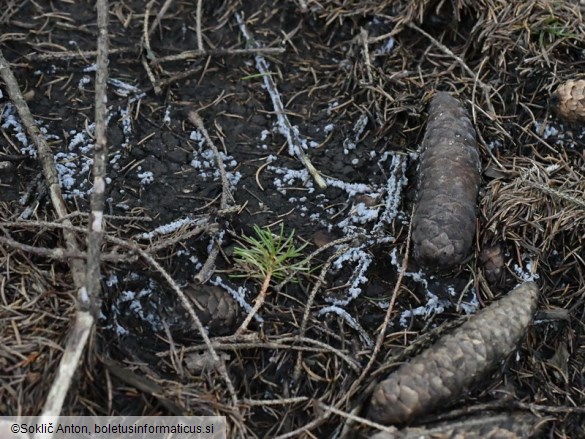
[156,46,285,63]
[196,0,204,51]
[188,111,231,209]
[148,0,175,37]
[24,47,132,61]
[0,235,134,262]
[188,111,233,284]
[142,0,161,94]
[235,12,327,189]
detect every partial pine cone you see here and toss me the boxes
[185,283,240,335]
[369,412,544,439]
[551,79,585,123]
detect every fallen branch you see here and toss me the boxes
[37,0,109,427]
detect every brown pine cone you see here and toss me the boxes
[551,79,585,123]
[412,92,481,271]
[368,282,539,425]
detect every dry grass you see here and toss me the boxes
[1,0,584,437]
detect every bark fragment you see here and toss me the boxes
[368,282,539,425]
[551,79,585,123]
[412,92,480,271]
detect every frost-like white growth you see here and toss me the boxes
[118,107,132,146]
[389,248,428,289]
[54,152,78,189]
[190,129,205,145]
[533,121,562,140]
[260,129,270,141]
[136,216,205,240]
[137,171,154,185]
[373,36,395,56]
[1,104,30,152]
[513,256,540,282]
[458,288,480,314]
[326,101,339,116]
[83,64,97,72]
[78,75,91,90]
[487,139,502,151]
[324,123,334,133]
[545,163,560,173]
[343,113,368,154]
[163,105,171,125]
[328,249,372,306]
[373,153,408,232]
[269,166,315,195]
[211,276,263,323]
[324,177,371,197]
[189,139,241,191]
[318,305,373,347]
[399,290,449,327]
[338,202,379,230]
[108,78,140,96]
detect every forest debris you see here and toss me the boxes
[368,282,539,425]
[411,92,480,271]
[551,79,585,123]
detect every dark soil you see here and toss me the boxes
[1,0,585,438]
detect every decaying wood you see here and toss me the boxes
[412,92,481,271]
[551,79,585,123]
[368,282,539,425]
[369,412,544,439]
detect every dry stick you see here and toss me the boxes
[142,0,161,95]
[36,0,109,429]
[148,0,175,37]
[85,0,110,316]
[188,111,233,283]
[0,235,134,262]
[196,0,204,52]
[0,51,86,289]
[24,47,132,61]
[157,335,361,372]
[156,47,285,62]
[235,12,327,189]
[407,22,495,116]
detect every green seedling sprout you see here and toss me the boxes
[232,224,309,334]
